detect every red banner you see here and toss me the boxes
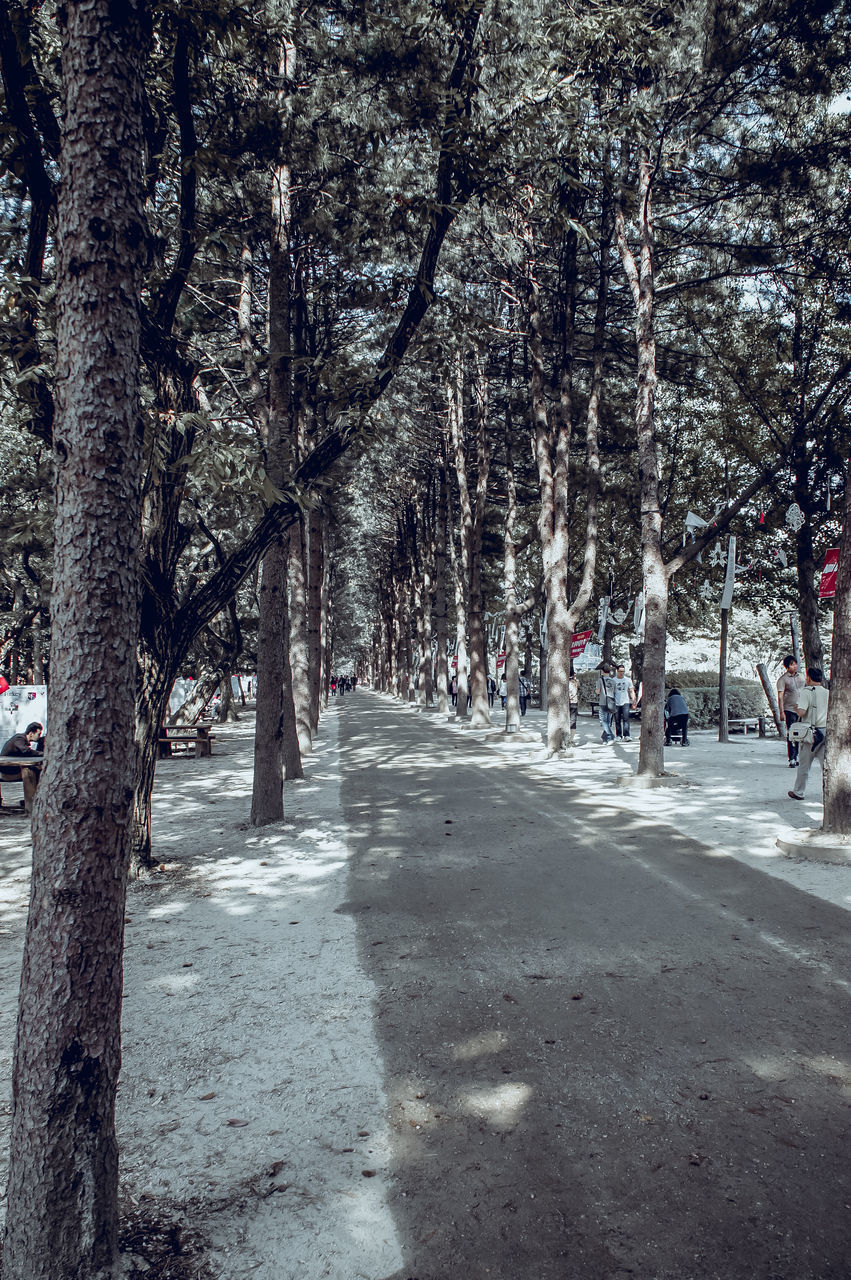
[570,630,593,658]
[819,548,840,599]
[496,651,506,669]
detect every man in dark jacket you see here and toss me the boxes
[664,690,690,746]
[0,721,44,809]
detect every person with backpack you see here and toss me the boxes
[787,667,829,800]
[518,671,530,716]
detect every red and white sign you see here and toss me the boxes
[819,548,840,599]
[496,651,506,670]
[570,630,593,659]
[450,655,458,669]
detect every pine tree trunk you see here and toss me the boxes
[503,387,521,733]
[448,484,469,719]
[307,505,323,732]
[288,515,312,750]
[617,145,667,778]
[468,357,491,727]
[251,542,286,824]
[3,3,147,1273]
[526,242,572,753]
[822,466,851,832]
[434,465,450,713]
[320,516,330,706]
[420,530,435,707]
[32,612,44,683]
[791,297,824,671]
[219,673,238,722]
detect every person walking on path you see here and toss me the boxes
[777,655,804,769]
[787,667,829,800]
[518,671,530,717]
[595,664,616,743]
[612,663,636,740]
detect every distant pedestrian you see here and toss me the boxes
[498,676,507,709]
[777,655,804,769]
[787,667,829,801]
[487,675,496,707]
[518,671,530,716]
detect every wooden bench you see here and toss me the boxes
[157,725,215,759]
[728,716,766,737]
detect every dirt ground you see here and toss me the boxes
[0,692,848,1278]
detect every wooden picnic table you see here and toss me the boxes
[0,754,44,813]
[157,724,215,759]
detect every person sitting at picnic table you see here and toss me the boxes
[664,689,690,746]
[0,721,44,809]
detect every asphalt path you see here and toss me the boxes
[337,692,851,1280]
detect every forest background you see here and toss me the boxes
[0,0,850,1276]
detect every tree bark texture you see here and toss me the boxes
[448,481,469,718]
[307,505,323,732]
[617,145,667,777]
[434,464,450,714]
[3,4,148,1275]
[288,515,313,750]
[822,467,851,832]
[526,236,573,754]
[503,367,521,733]
[419,495,435,707]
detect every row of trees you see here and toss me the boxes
[0,0,850,1275]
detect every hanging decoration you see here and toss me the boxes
[785,502,805,533]
[633,591,645,641]
[596,595,611,643]
[699,581,714,602]
[708,543,726,568]
[720,535,737,610]
[774,548,788,569]
[612,607,627,625]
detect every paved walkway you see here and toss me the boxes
[339,691,851,1279]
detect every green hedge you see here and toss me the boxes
[674,684,767,729]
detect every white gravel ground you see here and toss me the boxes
[0,691,846,1278]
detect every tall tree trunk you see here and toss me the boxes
[434,464,450,713]
[288,515,312,750]
[448,481,469,719]
[421,548,435,708]
[467,355,491,727]
[822,466,851,832]
[503,344,521,733]
[617,144,667,777]
[3,4,147,1274]
[251,543,287,822]
[252,17,301,821]
[307,505,323,732]
[31,611,44,683]
[563,190,608,736]
[320,515,330,706]
[791,294,824,671]
[526,229,574,753]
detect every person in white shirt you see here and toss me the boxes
[787,667,829,800]
[612,663,637,740]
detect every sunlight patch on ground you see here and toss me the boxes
[460,1080,533,1128]
[453,1029,510,1061]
